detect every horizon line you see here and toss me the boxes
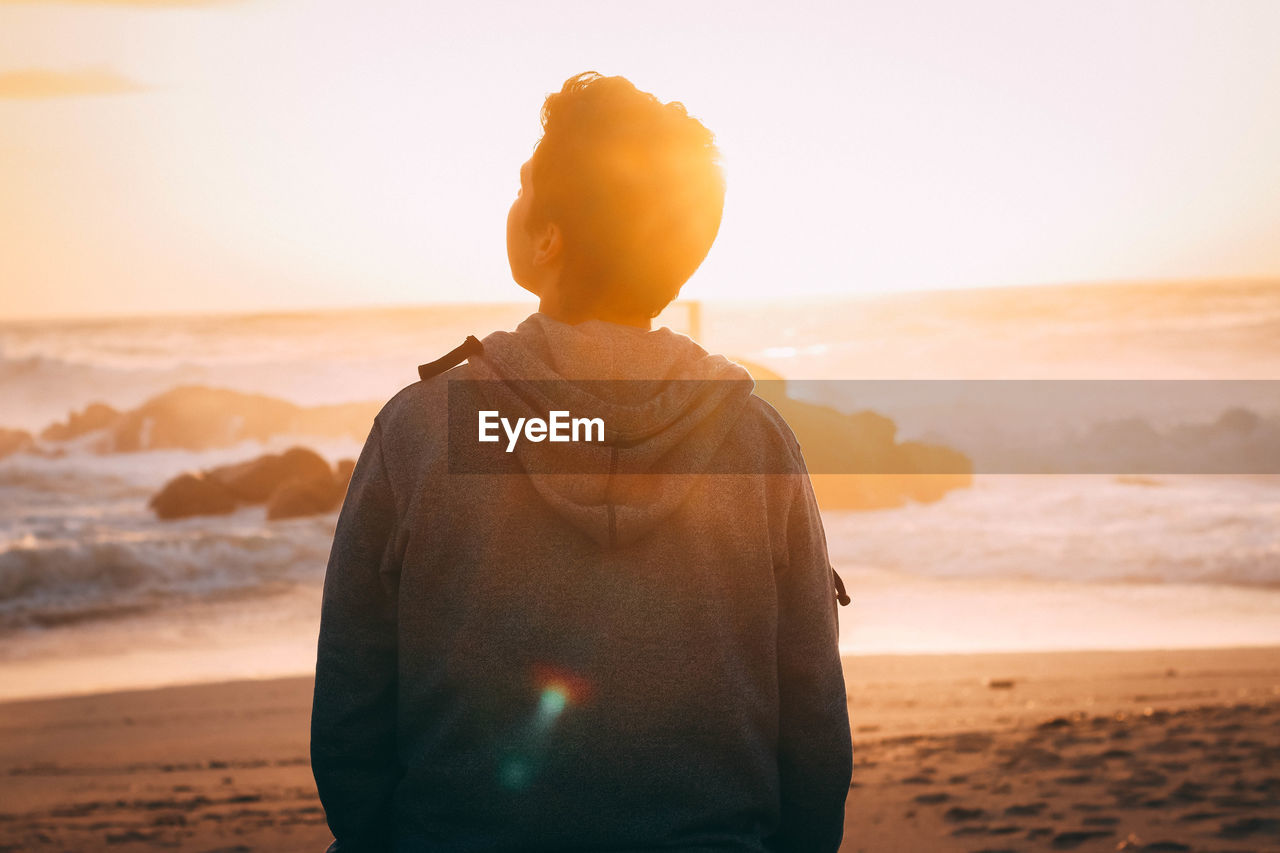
[4,275,1279,326]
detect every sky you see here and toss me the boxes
[1,0,1279,320]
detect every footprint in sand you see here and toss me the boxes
[1169,780,1210,802]
[1054,773,1093,785]
[1080,815,1119,826]
[1049,829,1114,849]
[951,825,989,837]
[1217,815,1280,840]
[1004,802,1046,817]
[985,824,1021,835]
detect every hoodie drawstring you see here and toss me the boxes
[832,567,851,607]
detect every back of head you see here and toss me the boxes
[529,72,725,319]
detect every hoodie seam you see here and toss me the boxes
[371,418,400,515]
[605,444,619,548]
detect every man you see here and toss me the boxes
[311,71,852,852]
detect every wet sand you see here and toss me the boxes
[1,646,1277,852]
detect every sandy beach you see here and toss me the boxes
[1,646,1277,852]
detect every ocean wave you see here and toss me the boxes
[0,442,358,503]
[0,304,533,433]
[0,353,188,434]
[0,352,392,436]
[824,474,1280,589]
[0,522,334,631]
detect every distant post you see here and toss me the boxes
[687,300,702,342]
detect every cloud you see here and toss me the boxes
[0,68,146,98]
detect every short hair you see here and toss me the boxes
[528,72,725,318]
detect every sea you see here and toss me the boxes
[2,280,1279,699]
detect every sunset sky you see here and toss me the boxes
[2,0,1279,320]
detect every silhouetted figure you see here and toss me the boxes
[311,71,852,853]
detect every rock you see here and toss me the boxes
[208,446,332,503]
[0,428,34,459]
[266,475,344,520]
[149,473,237,520]
[735,358,972,510]
[103,386,379,452]
[279,446,333,483]
[207,455,292,503]
[40,402,119,442]
[264,445,345,517]
[147,445,344,519]
[1216,406,1261,434]
[111,387,300,452]
[335,459,355,490]
[896,441,973,502]
[35,386,380,453]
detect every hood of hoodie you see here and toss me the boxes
[467,312,754,547]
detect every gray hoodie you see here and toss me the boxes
[311,313,852,853]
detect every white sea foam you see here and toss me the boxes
[0,510,336,632]
[824,474,1280,588]
[0,441,359,632]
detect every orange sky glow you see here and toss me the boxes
[2,0,1279,320]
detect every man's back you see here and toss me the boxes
[311,313,852,851]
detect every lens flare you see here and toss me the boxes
[496,664,594,791]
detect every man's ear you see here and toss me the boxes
[532,222,563,267]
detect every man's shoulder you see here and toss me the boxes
[742,392,799,441]
[730,392,807,474]
[370,363,470,452]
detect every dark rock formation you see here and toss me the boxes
[148,473,238,520]
[208,447,332,503]
[37,386,379,453]
[150,447,352,521]
[0,428,34,460]
[335,459,356,490]
[266,476,345,520]
[739,360,972,510]
[39,403,120,442]
[112,387,309,452]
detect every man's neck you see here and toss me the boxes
[537,295,652,330]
